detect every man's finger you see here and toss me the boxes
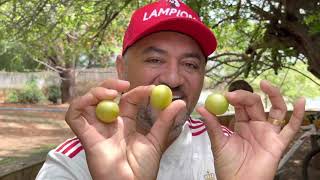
[279,97,305,146]
[72,87,119,111]
[69,79,130,113]
[66,87,119,130]
[119,85,155,124]
[99,79,130,92]
[260,80,287,133]
[233,106,250,123]
[65,79,129,142]
[196,107,228,154]
[225,90,266,122]
[147,100,186,153]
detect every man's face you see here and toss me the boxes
[117,31,206,138]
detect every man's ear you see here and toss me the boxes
[116,54,125,80]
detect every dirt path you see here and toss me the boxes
[0,105,74,160]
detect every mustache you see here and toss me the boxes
[136,102,190,129]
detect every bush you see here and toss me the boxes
[5,78,45,104]
[46,85,61,103]
[6,90,19,103]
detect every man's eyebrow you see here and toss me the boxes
[180,52,204,62]
[142,46,167,55]
[142,46,205,61]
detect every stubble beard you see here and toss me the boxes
[136,104,189,145]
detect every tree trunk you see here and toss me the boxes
[59,68,75,103]
[284,21,320,79]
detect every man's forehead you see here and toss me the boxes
[131,31,205,55]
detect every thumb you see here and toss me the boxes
[147,100,186,153]
[196,106,229,154]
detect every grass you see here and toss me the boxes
[0,144,56,166]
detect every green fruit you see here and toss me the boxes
[150,85,172,110]
[205,93,229,115]
[96,100,119,123]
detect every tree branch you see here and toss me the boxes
[282,65,320,86]
[210,52,246,59]
[31,58,63,74]
[212,0,242,28]
[93,0,132,43]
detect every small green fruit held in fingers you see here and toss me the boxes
[96,100,119,123]
[150,85,172,110]
[205,93,229,115]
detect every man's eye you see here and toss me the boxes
[185,63,199,70]
[146,59,161,64]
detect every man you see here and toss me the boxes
[227,80,254,131]
[36,0,306,179]
[228,80,254,93]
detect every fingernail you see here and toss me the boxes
[118,79,130,85]
[109,89,118,95]
[226,91,236,98]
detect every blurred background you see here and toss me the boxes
[0,0,319,179]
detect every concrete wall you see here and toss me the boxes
[0,68,117,90]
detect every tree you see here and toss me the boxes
[251,62,320,103]
[0,41,40,71]
[1,0,319,102]
[0,0,134,102]
[185,0,320,86]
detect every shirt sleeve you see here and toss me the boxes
[36,138,92,180]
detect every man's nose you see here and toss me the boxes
[158,62,184,88]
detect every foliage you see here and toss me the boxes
[6,90,19,103]
[184,0,320,84]
[251,62,320,102]
[0,41,40,72]
[1,0,320,103]
[46,85,61,103]
[0,0,139,76]
[230,61,320,103]
[0,0,137,102]
[5,78,45,104]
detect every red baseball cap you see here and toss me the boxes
[122,0,217,57]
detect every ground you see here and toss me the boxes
[0,102,318,179]
[0,103,73,158]
[0,103,74,176]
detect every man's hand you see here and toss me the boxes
[197,80,305,180]
[66,79,186,180]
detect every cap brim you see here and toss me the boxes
[127,17,217,57]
